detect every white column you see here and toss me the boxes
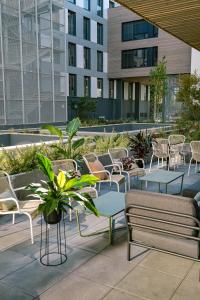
[66,73,69,97]
[124,82,128,100]
[132,83,135,100]
[103,52,108,73]
[114,80,117,99]
[65,9,68,34]
[91,20,97,43]
[91,77,97,98]
[103,0,110,19]
[76,45,84,68]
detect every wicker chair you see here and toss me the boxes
[52,159,98,220]
[188,141,200,175]
[168,135,185,169]
[108,147,145,190]
[0,171,42,244]
[149,139,169,172]
[83,153,126,193]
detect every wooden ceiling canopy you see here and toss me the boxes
[116,0,200,51]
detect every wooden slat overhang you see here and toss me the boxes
[116,0,200,51]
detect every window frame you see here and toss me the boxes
[97,50,103,72]
[83,0,90,11]
[97,22,103,45]
[122,19,158,42]
[97,0,103,17]
[83,16,90,41]
[97,78,103,98]
[68,10,76,36]
[68,42,76,67]
[84,76,91,97]
[84,47,91,69]
[121,47,158,69]
[69,73,77,97]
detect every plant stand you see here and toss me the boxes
[40,214,67,266]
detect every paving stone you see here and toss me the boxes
[3,247,95,297]
[0,281,34,300]
[39,273,111,300]
[184,261,200,282]
[0,250,34,279]
[117,265,182,300]
[75,253,136,287]
[139,251,193,278]
[171,277,200,300]
[102,289,145,300]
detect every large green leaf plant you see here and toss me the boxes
[27,153,99,217]
[42,118,84,159]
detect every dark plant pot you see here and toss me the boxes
[43,210,62,225]
[137,160,144,168]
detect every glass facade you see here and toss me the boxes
[68,10,76,36]
[97,0,103,17]
[68,43,76,66]
[97,51,103,72]
[109,80,114,98]
[84,76,91,97]
[83,17,90,40]
[97,23,103,45]
[84,0,90,11]
[0,0,66,125]
[122,20,158,42]
[122,47,158,69]
[97,78,103,97]
[84,47,91,69]
[69,74,77,96]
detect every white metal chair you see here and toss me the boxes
[188,141,200,175]
[108,147,145,190]
[0,171,42,244]
[52,159,98,221]
[168,135,185,169]
[83,153,126,193]
[149,139,169,172]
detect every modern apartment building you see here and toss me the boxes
[0,0,115,126]
[0,1,199,126]
[108,5,200,121]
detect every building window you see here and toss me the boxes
[121,47,158,69]
[97,23,103,45]
[69,74,77,96]
[84,47,91,69]
[109,1,115,8]
[97,51,103,72]
[68,10,76,36]
[84,76,91,97]
[68,43,76,67]
[83,17,90,40]
[122,20,158,42]
[109,80,114,98]
[68,0,76,3]
[84,0,90,10]
[97,0,103,17]
[97,78,103,98]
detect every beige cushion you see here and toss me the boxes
[126,190,199,236]
[88,160,108,180]
[18,200,41,218]
[79,187,97,199]
[0,191,17,211]
[132,229,199,259]
[127,168,145,177]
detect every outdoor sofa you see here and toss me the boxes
[125,190,200,261]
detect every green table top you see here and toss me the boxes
[75,192,125,218]
[139,170,184,184]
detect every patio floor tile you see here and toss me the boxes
[3,247,95,297]
[0,250,34,279]
[139,251,193,278]
[0,281,34,300]
[184,261,200,281]
[75,252,138,287]
[39,273,111,300]
[117,265,182,300]
[102,289,145,300]
[171,277,200,300]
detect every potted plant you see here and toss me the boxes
[128,131,154,166]
[27,153,99,224]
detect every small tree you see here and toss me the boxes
[72,97,96,120]
[149,57,168,122]
[176,73,200,139]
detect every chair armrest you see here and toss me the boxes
[0,197,20,211]
[14,186,26,192]
[104,163,122,174]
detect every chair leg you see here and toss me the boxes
[157,158,159,169]
[195,161,198,173]
[115,182,120,192]
[25,213,34,244]
[12,214,15,225]
[69,199,72,222]
[188,158,192,176]
[162,157,164,167]
[127,174,130,190]
[149,155,153,173]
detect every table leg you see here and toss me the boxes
[109,217,113,245]
[180,175,184,195]
[166,184,168,194]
